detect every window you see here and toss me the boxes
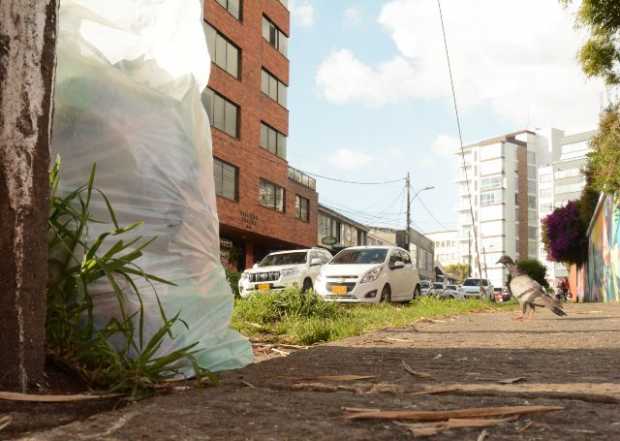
[213,158,238,201]
[528,226,537,240]
[480,175,502,191]
[528,195,537,209]
[540,188,553,199]
[204,23,240,78]
[202,88,239,138]
[400,250,412,265]
[527,151,536,164]
[260,123,287,159]
[262,16,288,56]
[215,0,241,20]
[319,214,339,243]
[528,165,536,180]
[259,179,285,212]
[261,69,287,107]
[555,168,582,180]
[295,195,309,222]
[480,190,502,207]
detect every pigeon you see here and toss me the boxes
[497,255,567,320]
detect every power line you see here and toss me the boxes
[437,0,482,279]
[302,170,405,186]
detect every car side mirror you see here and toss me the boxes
[392,261,405,270]
[310,258,322,266]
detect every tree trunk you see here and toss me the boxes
[0,0,58,392]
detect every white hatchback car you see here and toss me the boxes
[239,248,332,298]
[458,278,494,301]
[315,246,421,303]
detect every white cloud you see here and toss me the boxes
[290,0,315,28]
[432,134,459,157]
[316,0,604,130]
[343,6,363,26]
[327,148,374,170]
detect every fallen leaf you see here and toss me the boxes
[0,416,12,432]
[497,377,527,385]
[401,360,433,379]
[345,405,563,421]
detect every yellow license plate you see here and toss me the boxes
[331,285,348,295]
[258,283,271,292]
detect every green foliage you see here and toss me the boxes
[514,259,550,288]
[588,108,620,196]
[47,158,211,399]
[226,270,241,298]
[579,164,602,227]
[232,290,511,345]
[562,0,620,85]
[444,263,470,282]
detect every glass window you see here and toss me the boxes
[261,69,288,108]
[528,226,537,240]
[216,0,241,20]
[480,190,502,207]
[480,175,502,191]
[259,179,285,212]
[262,16,288,57]
[202,87,239,138]
[295,195,309,222]
[213,158,238,201]
[260,122,287,159]
[528,195,537,209]
[204,23,240,78]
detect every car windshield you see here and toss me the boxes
[258,252,307,267]
[463,279,481,286]
[331,248,388,265]
[433,283,443,289]
[494,287,502,292]
[420,281,430,287]
[447,285,457,290]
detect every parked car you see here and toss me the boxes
[239,248,332,298]
[429,282,445,297]
[419,280,431,296]
[441,284,461,299]
[458,278,494,300]
[494,286,512,302]
[315,246,421,303]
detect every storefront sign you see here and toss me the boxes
[240,210,258,229]
[321,236,338,246]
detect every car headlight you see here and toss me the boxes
[281,267,300,277]
[360,266,383,284]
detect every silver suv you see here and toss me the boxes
[239,248,332,298]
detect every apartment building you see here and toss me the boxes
[537,129,596,281]
[426,230,464,267]
[317,204,369,252]
[204,0,318,270]
[456,130,550,287]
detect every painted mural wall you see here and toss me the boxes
[587,195,620,303]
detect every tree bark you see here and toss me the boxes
[0,0,58,392]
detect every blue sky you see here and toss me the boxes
[285,0,604,233]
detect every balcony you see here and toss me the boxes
[288,166,316,191]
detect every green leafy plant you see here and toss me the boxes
[588,107,620,197]
[47,158,213,399]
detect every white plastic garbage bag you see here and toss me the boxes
[51,0,253,373]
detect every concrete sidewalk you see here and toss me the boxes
[11,303,620,441]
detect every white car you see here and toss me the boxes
[238,248,332,298]
[458,278,494,300]
[419,280,431,296]
[315,246,421,303]
[440,284,461,299]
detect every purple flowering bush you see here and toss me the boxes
[541,201,588,265]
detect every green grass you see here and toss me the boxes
[232,290,517,346]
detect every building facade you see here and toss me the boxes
[317,204,368,253]
[426,230,464,267]
[456,130,551,288]
[204,0,318,270]
[537,129,596,281]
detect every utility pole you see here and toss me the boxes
[468,231,472,278]
[405,172,411,251]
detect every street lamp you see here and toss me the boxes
[405,177,435,251]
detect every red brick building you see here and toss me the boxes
[203,0,318,270]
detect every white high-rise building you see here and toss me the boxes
[426,230,464,267]
[456,130,552,288]
[537,129,596,282]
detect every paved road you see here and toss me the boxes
[12,303,620,441]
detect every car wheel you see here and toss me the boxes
[380,285,391,303]
[413,285,421,300]
[302,278,313,294]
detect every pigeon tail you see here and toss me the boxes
[551,306,567,317]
